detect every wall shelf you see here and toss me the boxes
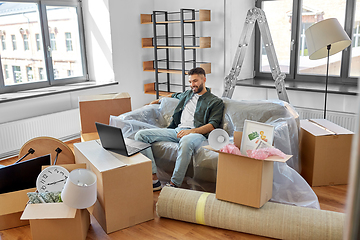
[142,37,211,49]
[141,9,211,98]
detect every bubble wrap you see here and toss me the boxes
[109,97,319,209]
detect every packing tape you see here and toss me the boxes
[195,192,210,225]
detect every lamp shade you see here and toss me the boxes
[305,18,351,60]
[61,168,97,209]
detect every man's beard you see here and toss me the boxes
[192,83,204,93]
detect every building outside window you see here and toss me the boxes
[50,32,56,50]
[256,0,359,84]
[0,1,87,93]
[67,69,73,76]
[1,35,5,50]
[27,66,34,81]
[11,34,16,50]
[65,32,73,51]
[35,33,41,51]
[23,34,29,51]
[12,66,22,83]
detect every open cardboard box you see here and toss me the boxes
[20,163,89,240]
[74,140,154,234]
[79,92,132,134]
[300,119,353,186]
[204,131,292,208]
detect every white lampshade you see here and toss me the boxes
[61,168,97,209]
[305,18,351,60]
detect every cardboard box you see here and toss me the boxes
[74,140,154,233]
[79,92,132,134]
[204,131,291,208]
[20,163,89,240]
[0,187,36,230]
[80,131,99,142]
[21,203,90,240]
[300,119,353,186]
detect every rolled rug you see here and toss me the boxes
[156,187,344,240]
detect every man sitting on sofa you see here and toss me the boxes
[135,67,224,190]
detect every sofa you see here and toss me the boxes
[109,97,320,209]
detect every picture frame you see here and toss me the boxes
[240,120,275,156]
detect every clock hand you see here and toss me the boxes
[47,178,67,185]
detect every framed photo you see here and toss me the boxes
[240,120,275,156]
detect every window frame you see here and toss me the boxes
[0,0,88,93]
[254,0,358,87]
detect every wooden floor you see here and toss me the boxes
[0,138,348,240]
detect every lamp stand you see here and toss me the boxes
[324,44,331,119]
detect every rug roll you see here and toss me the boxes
[156,187,345,240]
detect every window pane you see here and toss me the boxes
[46,6,83,80]
[0,2,47,86]
[50,32,56,50]
[350,0,360,77]
[1,35,5,50]
[299,0,346,76]
[260,1,293,74]
[23,34,29,51]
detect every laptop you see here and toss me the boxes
[0,154,51,194]
[95,122,151,157]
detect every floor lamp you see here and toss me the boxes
[305,18,351,119]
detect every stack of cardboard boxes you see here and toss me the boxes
[1,92,154,239]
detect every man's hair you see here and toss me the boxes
[188,67,206,77]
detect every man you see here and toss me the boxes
[135,67,224,190]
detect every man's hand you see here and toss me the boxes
[177,129,197,138]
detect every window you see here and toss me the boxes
[35,34,41,51]
[27,66,34,81]
[0,1,87,93]
[11,35,16,50]
[1,35,5,50]
[4,65,9,79]
[38,67,45,80]
[255,0,359,85]
[67,69,73,76]
[50,33,56,50]
[65,32,73,51]
[23,34,29,51]
[12,66,22,83]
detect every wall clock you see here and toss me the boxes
[36,166,70,193]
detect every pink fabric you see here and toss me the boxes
[219,144,242,156]
[246,148,287,160]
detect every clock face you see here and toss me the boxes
[36,166,70,193]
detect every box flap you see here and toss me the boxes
[310,119,353,135]
[74,141,127,172]
[203,145,291,163]
[78,92,130,102]
[0,188,36,215]
[20,203,76,220]
[233,131,242,149]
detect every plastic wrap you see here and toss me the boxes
[109,97,319,209]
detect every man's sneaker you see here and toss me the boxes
[165,183,178,188]
[153,180,162,191]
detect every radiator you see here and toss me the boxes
[295,107,356,132]
[0,109,80,160]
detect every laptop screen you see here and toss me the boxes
[0,154,51,194]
